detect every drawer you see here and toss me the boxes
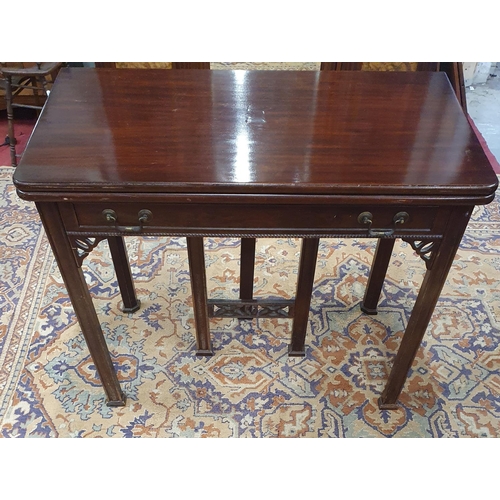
[61,201,447,237]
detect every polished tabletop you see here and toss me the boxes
[14,68,498,198]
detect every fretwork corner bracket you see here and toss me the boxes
[402,238,441,270]
[70,236,107,267]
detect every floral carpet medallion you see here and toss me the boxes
[0,166,499,437]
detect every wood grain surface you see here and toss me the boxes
[14,68,497,198]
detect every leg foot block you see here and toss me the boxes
[360,303,378,315]
[122,299,141,314]
[106,392,127,407]
[288,347,306,357]
[377,397,400,410]
[196,349,214,356]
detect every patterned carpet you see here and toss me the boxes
[0,165,499,437]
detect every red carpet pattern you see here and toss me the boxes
[0,166,499,437]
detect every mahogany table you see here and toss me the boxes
[13,68,498,410]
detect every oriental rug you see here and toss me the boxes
[0,166,499,437]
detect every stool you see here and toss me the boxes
[0,62,62,166]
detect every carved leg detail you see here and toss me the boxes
[36,203,126,406]
[379,209,472,409]
[70,236,107,267]
[403,238,441,270]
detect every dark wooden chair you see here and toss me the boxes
[0,62,62,166]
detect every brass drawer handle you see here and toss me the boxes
[369,229,394,237]
[358,210,410,237]
[102,208,117,223]
[358,211,373,226]
[138,209,153,224]
[393,211,410,225]
[102,209,153,233]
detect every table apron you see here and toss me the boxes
[59,202,452,238]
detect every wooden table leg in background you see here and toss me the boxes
[240,237,256,300]
[289,238,320,356]
[378,208,473,409]
[4,75,17,167]
[187,237,214,356]
[36,203,126,406]
[107,236,141,313]
[361,238,395,315]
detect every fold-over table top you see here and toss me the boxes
[14,68,498,199]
